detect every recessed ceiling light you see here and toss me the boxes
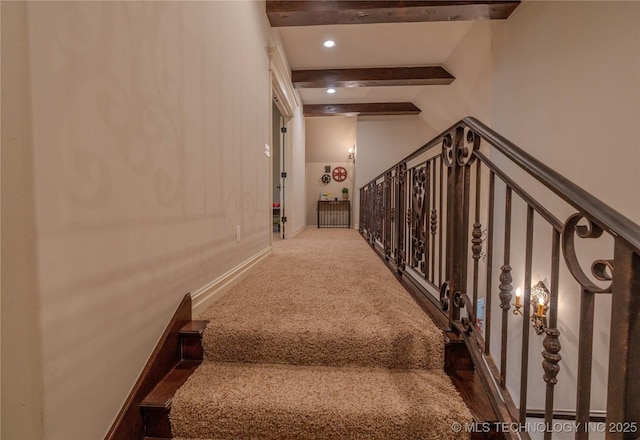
[323,40,336,48]
[326,88,336,94]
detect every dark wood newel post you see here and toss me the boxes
[606,240,640,440]
[445,127,468,328]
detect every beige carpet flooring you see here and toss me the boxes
[170,228,471,440]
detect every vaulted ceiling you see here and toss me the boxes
[267,1,520,116]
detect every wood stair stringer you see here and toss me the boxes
[140,320,208,439]
[105,292,209,440]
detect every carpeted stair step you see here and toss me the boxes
[141,361,200,438]
[203,324,444,370]
[170,361,472,440]
[200,232,446,370]
[170,230,473,439]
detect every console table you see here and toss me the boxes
[317,201,351,228]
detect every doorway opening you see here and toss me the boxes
[272,101,284,240]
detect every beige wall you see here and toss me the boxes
[414,20,494,132]
[492,1,640,224]
[1,3,44,439]
[305,116,357,226]
[305,116,357,163]
[0,1,302,438]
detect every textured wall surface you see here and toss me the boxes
[1,1,286,438]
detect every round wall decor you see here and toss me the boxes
[321,174,331,184]
[332,166,347,182]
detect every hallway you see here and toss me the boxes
[3,2,640,438]
[170,228,471,439]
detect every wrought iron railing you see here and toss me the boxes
[359,117,640,440]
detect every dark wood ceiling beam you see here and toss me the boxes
[293,66,454,89]
[267,1,520,27]
[304,103,421,117]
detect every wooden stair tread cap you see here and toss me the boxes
[141,361,199,408]
[180,320,209,335]
[444,332,465,344]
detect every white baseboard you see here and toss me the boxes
[290,224,306,238]
[191,246,272,317]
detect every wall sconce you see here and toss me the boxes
[348,147,354,161]
[513,281,550,335]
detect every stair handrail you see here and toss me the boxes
[359,116,640,440]
[462,117,640,251]
[366,117,640,251]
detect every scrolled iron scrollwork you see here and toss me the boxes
[442,133,454,168]
[440,282,451,312]
[410,165,428,270]
[455,292,476,334]
[592,259,614,282]
[442,127,480,168]
[456,127,480,167]
[373,182,384,241]
[413,165,427,191]
[453,290,464,309]
[562,213,613,293]
[397,162,407,185]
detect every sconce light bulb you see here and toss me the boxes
[536,300,544,317]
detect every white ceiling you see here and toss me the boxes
[276,20,475,106]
